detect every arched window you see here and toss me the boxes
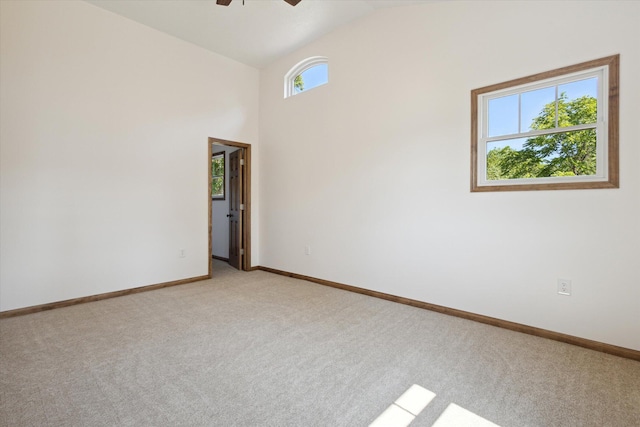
[284,56,328,98]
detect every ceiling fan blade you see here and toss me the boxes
[216,0,232,5]
[284,0,302,5]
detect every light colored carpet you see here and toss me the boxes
[1,260,639,426]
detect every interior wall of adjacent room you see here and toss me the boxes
[0,0,260,311]
[259,1,640,350]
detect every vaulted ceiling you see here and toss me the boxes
[85,0,432,68]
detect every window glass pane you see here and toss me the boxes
[211,154,224,198]
[559,77,597,101]
[212,156,224,176]
[295,63,328,94]
[488,94,518,137]
[486,129,596,180]
[558,77,598,127]
[521,86,556,132]
[486,137,528,180]
[212,177,223,197]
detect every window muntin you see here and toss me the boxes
[211,151,225,200]
[284,56,328,98]
[486,75,598,139]
[471,55,619,192]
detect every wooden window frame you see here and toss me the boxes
[471,55,619,192]
[211,151,225,200]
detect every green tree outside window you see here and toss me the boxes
[294,75,304,93]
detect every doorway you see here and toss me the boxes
[208,137,252,275]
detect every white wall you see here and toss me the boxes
[0,0,259,311]
[211,146,240,259]
[259,1,640,350]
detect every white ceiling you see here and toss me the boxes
[85,0,432,69]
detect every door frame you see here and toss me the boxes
[208,137,252,274]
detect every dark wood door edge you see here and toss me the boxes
[0,275,210,319]
[257,266,640,362]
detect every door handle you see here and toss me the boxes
[226,214,232,217]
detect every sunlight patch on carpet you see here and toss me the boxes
[369,384,501,427]
[369,384,435,427]
[431,403,500,427]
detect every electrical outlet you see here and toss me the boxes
[305,245,311,255]
[557,278,571,296]
[179,249,186,258]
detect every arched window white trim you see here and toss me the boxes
[284,56,329,98]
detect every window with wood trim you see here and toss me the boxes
[284,56,328,98]
[471,55,619,192]
[211,151,225,200]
